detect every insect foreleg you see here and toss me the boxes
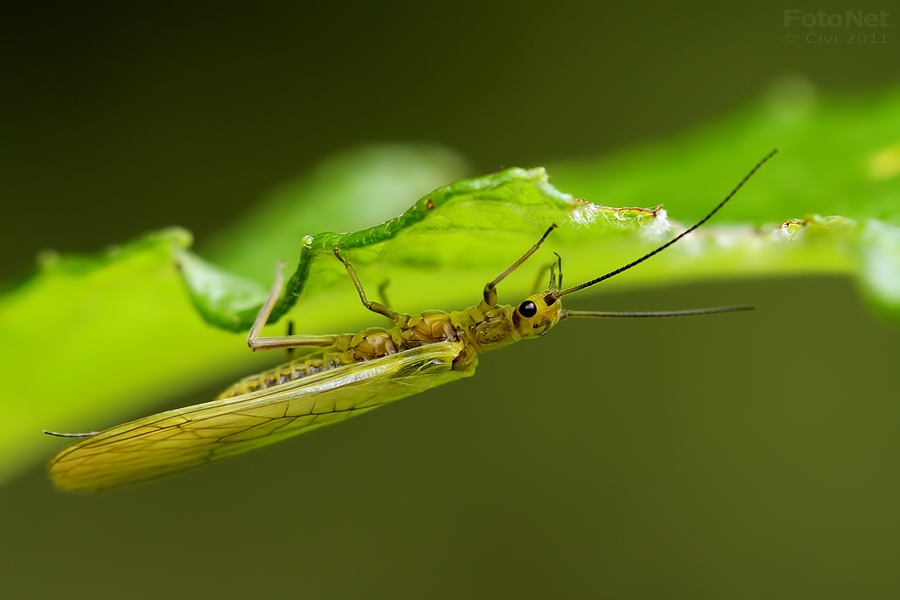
[529,252,564,295]
[483,224,558,306]
[552,252,563,290]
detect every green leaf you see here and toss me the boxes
[4,84,899,487]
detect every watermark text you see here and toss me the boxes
[783,10,889,28]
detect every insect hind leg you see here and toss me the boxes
[247,263,343,352]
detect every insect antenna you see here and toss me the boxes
[559,305,752,320]
[552,149,777,302]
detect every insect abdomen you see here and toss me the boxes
[218,351,350,399]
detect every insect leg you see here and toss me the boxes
[530,263,552,295]
[247,264,343,352]
[377,280,392,307]
[286,320,295,358]
[483,224,558,306]
[530,252,564,294]
[333,249,403,323]
[553,252,563,290]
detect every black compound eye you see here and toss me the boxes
[518,300,538,318]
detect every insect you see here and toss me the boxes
[46,150,777,492]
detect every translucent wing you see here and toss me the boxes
[49,341,471,492]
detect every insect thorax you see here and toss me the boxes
[453,303,520,350]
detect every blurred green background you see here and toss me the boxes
[2,2,899,599]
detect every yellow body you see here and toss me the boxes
[47,149,774,492]
[48,290,563,492]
